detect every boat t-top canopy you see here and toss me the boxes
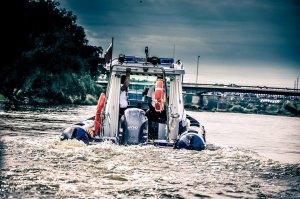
[107,55,185,76]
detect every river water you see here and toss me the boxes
[0,104,299,198]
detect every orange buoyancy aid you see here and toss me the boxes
[154,79,165,112]
[94,93,106,134]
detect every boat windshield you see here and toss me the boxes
[128,75,170,91]
[127,75,170,110]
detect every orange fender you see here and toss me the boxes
[94,93,106,134]
[154,79,164,112]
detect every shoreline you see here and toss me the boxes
[1,100,299,118]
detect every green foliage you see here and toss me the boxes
[187,92,299,117]
[0,94,5,101]
[184,104,200,111]
[21,70,103,104]
[1,0,103,104]
[206,98,217,110]
[266,104,278,112]
[284,101,300,116]
[229,105,243,112]
[246,103,254,109]
[184,95,192,104]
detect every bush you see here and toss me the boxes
[206,99,217,110]
[229,105,243,112]
[284,101,300,116]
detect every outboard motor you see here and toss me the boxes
[174,131,206,151]
[120,108,148,145]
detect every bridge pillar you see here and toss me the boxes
[191,95,200,106]
[199,94,205,108]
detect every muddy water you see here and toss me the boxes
[0,104,299,198]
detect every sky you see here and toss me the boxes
[57,0,300,88]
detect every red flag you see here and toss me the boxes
[104,43,112,63]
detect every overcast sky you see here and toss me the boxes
[58,0,300,87]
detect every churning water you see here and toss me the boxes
[0,104,299,198]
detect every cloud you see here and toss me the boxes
[57,0,300,86]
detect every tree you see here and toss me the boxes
[1,0,102,103]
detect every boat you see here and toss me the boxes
[61,48,206,150]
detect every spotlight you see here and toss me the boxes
[151,56,158,65]
[118,54,125,64]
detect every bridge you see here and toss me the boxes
[183,83,300,96]
[97,80,300,97]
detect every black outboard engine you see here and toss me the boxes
[174,131,206,151]
[120,108,148,145]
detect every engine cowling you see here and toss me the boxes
[120,108,148,145]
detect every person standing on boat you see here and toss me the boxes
[119,68,131,118]
[146,84,155,108]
